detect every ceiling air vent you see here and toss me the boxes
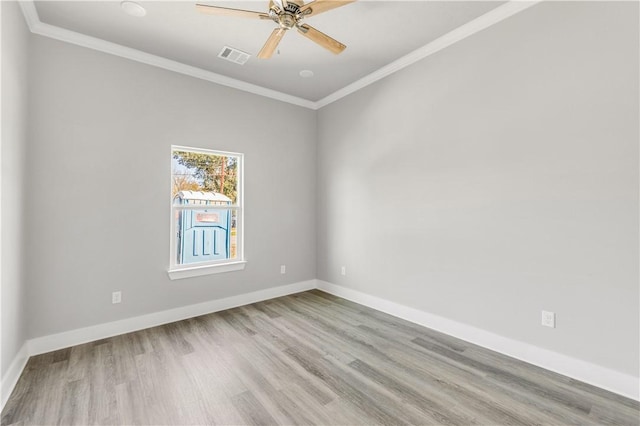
[218,46,251,65]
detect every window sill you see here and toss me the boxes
[168,260,247,280]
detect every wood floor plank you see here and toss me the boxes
[285,294,555,425]
[2,290,638,425]
[230,391,277,426]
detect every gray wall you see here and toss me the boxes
[1,1,30,378]
[25,35,316,338]
[317,2,639,376]
[3,0,638,383]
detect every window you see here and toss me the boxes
[168,146,244,279]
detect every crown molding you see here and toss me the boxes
[315,1,540,108]
[19,1,539,111]
[17,1,316,109]
[17,0,39,29]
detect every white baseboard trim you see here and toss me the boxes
[29,279,317,356]
[317,280,639,401]
[3,278,637,414]
[2,280,315,411]
[1,342,29,411]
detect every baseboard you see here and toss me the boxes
[4,278,637,414]
[1,280,315,411]
[317,280,639,401]
[0,280,317,411]
[28,279,317,356]
[1,342,29,412]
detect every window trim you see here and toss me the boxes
[168,260,247,280]
[168,145,245,279]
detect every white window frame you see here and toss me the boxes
[168,145,245,280]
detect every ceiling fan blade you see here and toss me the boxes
[299,0,355,17]
[196,4,269,19]
[258,28,287,59]
[272,0,288,11]
[297,24,346,54]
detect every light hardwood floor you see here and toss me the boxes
[2,290,639,425]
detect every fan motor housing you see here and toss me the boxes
[272,1,303,29]
[278,13,296,28]
[283,1,302,14]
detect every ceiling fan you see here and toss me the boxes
[196,0,355,59]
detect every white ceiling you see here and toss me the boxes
[31,1,505,102]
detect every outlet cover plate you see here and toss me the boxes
[541,310,555,328]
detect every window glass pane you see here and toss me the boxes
[172,150,239,204]
[174,207,238,266]
[170,146,242,271]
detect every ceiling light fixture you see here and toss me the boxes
[195,0,354,59]
[120,1,147,17]
[299,70,314,78]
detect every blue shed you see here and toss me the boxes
[174,191,232,265]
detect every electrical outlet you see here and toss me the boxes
[112,291,122,304]
[541,310,555,328]
[341,266,346,276]
[280,265,286,274]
